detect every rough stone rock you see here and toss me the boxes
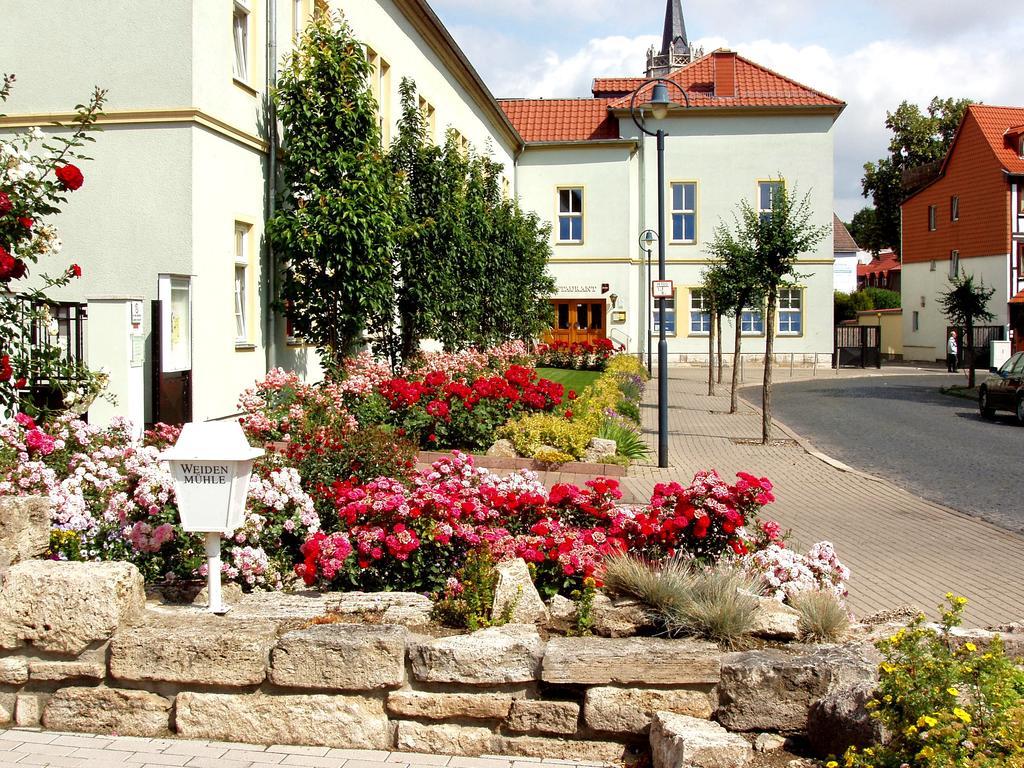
[750,597,801,641]
[506,699,580,735]
[754,733,788,753]
[0,657,28,685]
[110,614,277,686]
[270,623,407,690]
[328,591,434,615]
[14,693,41,727]
[175,691,390,749]
[493,559,548,625]
[0,692,14,725]
[498,734,631,763]
[583,437,618,463]
[43,687,172,736]
[395,720,499,756]
[0,560,146,655]
[591,594,653,638]
[487,439,519,458]
[192,582,244,607]
[650,712,753,768]
[547,595,577,632]
[382,604,432,627]
[585,686,714,734]
[0,496,50,568]
[221,591,331,623]
[28,660,105,681]
[410,624,544,684]
[716,644,879,733]
[807,680,884,758]
[387,691,513,721]
[543,637,720,686]
[945,625,1024,661]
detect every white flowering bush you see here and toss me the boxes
[744,541,850,602]
[0,74,109,419]
[0,413,318,590]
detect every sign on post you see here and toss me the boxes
[160,421,264,614]
[651,280,674,299]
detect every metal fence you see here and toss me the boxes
[947,325,1004,370]
[833,325,881,369]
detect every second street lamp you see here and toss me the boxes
[638,229,657,377]
[630,78,689,469]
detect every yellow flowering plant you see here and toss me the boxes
[843,595,1024,768]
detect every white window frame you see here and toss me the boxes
[928,205,936,231]
[741,306,765,336]
[670,182,697,243]
[232,1,250,83]
[951,195,960,222]
[758,180,784,223]
[777,288,802,336]
[557,187,584,244]
[292,0,304,39]
[949,249,959,278]
[234,224,250,344]
[652,290,677,337]
[688,288,710,335]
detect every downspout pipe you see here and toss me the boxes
[265,0,278,372]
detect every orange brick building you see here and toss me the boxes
[901,105,1024,359]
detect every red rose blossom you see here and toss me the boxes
[18,217,32,230]
[69,264,82,278]
[55,164,84,191]
[0,192,11,214]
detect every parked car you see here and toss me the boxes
[979,351,1024,424]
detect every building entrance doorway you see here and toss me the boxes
[547,300,607,345]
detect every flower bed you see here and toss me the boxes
[535,338,620,371]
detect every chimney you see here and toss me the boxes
[712,50,737,98]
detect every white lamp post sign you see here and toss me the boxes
[160,421,264,614]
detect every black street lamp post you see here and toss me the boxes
[630,78,690,469]
[638,229,657,377]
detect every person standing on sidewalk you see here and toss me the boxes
[947,330,958,372]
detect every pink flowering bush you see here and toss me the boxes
[744,541,850,602]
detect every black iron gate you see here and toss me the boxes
[946,325,1005,370]
[833,325,881,369]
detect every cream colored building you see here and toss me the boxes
[2,0,520,425]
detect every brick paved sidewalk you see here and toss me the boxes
[624,366,1024,628]
[0,730,611,768]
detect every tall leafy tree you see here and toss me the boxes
[699,269,731,396]
[268,13,399,372]
[939,271,995,389]
[845,206,884,255]
[862,97,972,255]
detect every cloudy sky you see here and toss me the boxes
[430,0,1022,221]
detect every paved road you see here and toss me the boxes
[743,373,1024,534]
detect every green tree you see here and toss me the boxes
[699,269,732,396]
[845,206,884,255]
[939,270,995,388]
[862,287,900,309]
[862,97,972,255]
[268,13,399,373]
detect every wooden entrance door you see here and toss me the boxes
[548,300,607,345]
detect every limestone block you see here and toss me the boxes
[382,604,432,627]
[493,559,548,625]
[110,614,277,686]
[716,644,879,733]
[387,691,514,720]
[498,734,630,763]
[0,692,14,724]
[0,496,50,567]
[176,691,390,749]
[591,594,654,638]
[0,560,145,655]
[28,660,106,682]
[0,657,28,685]
[329,591,434,615]
[650,712,752,768]
[754,733,787,753]
[585,686,714,734]
[505,699,579,735]
[749,597,801,641]
[410,624,544,684]
[547,595,577,633]
[395,720,500,756]
[270,624,407,690]
[543,637,720,685]
[583,437,618,463]
[807,681,885,758]
[487,439,518,458]
[192,582,244,607]
[14,693,41,726]
[43,687,172,737]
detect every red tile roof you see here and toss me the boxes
[592,78,647,98]
[605,50,844,110]
[1011,288,1024,305]
[968,105,1024,174]
[857,251,901,277]
[497,98,621,143]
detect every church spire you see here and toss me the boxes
[660,0,688,57]
[646,0,700,77]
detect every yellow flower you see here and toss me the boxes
[917,715,938,728]
[947,687,960,697]
[953,707,972,723]
[964,642,977,652]
[826,762,838,768]
[904,725,918,737]
[883,695,893,703]
[880,662,896,674]
[917,747,935,760]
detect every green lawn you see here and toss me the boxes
[535,367,601,396]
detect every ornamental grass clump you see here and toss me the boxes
[840,595,1024,768]
[789,589,850,642]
